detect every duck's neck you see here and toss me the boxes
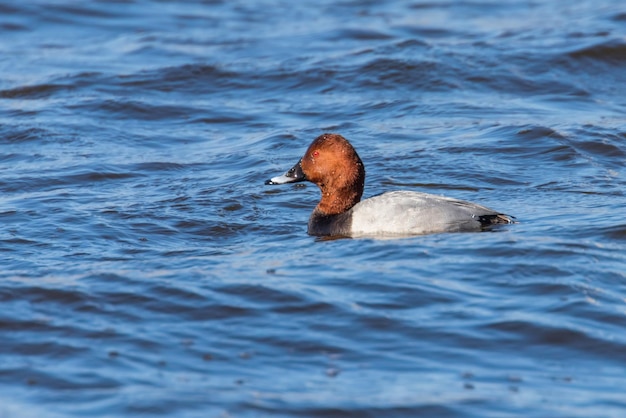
[316,182,363,216]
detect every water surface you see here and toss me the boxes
[1,1,625,417]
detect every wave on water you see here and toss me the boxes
[568,39,626,63]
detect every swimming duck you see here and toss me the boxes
[266,133,514,237]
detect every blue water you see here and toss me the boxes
[1,1,626,417]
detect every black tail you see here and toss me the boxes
[477,214,517,227]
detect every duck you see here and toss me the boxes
[265,133,515,237]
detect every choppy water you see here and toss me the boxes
[1,1,626,417]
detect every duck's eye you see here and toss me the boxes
[313,150,319,157]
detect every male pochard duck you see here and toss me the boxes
[266,133,514,237]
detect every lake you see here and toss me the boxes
[1,1,625,417]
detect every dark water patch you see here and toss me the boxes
[572,125,626,163]
[217,283,343,318]
[2,340,87,359]
[68,99,199,121]
[48,2,128,19]
[127,221,179,237]
[171,221,251,240]
[551,299,626,334]
[516,126,567,141]
[568,39,626,64]
[330,27,393,41]
[276,67,343,92]
[0,237,43,247]
[468,124,586,168]
[0,3,20,14]
[465,69,590,98]
[0,152,50,164]
[484,319,626,362]
[511,280,588,300]
[613,12,626,22]
[0,210,18,219]
[147,284,206,305]
[132,161,188,172]
[110,285,259,321]
[397,23,464,39]
[272,300,340,316]
[355,58,457,90]
[1,22,27,31]
[1,367,121,391]
[22,286,91,307]
[243,328,351,357]
[66,169,141,184]
[0,317,55,333]
[575,139,626,160]
[1,127,50,143]
[0,167,141,193]
[53,71,108,92]
[192,114,254,125]
[171,301,253,321]
[246,403,463,418]
[597,224,626,241]
[0,83,73,99]
[393,38,429,50]
[117,64,247,94]
[19,1,142,29]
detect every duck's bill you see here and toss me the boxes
[265,159,306,185]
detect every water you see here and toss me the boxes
[1,0,625,416]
